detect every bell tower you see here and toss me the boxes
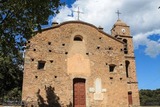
[111,19,134,56]
[111,19,140,106]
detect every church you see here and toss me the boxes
[22,18,140,107]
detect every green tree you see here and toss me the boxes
[0,0,63,99]
[139,89,160,106]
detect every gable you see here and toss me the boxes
[30,21,124,46]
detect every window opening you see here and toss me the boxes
[48,42,51,45]
[124,48,128,54]
[123,39,128,54]
[38,61,46,70]
[74,35,83,41]
[125,60,130,78]
[109,64,116,72]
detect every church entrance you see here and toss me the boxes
[73,78,86,107]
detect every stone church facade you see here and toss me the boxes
[22,20,140,107]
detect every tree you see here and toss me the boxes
[0,0,63,99]
[139,89,160,106]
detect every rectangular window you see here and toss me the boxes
[38,61,46,70]
[109,64,116,72]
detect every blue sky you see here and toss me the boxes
[56,0,160,90]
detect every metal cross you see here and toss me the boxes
[73,7,83,20]
[116,10,121,20]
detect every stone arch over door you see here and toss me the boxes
[73,78,86,107]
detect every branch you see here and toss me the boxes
[0,10,11,24]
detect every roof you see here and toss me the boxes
[113,19,128,27]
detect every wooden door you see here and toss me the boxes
[128,92,133,105]
[73,78,86,107]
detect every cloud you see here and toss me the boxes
[133,29,160,57]
[52,0,160,57]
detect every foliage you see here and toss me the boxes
[0,0,62,98]
[139,89,160,106]
[0,53,23,97]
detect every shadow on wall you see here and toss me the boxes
[36,86,72,107]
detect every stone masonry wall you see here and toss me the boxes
[22,21,139,107]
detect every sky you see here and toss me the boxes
[51,0,160,90]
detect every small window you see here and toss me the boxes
[109,64,116,72]
[48,42,51,45]
[123,39,128,54]
[74,35,83,41]
[123,39,127,44]
[124,48,128,54]
[38,61,46,70]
